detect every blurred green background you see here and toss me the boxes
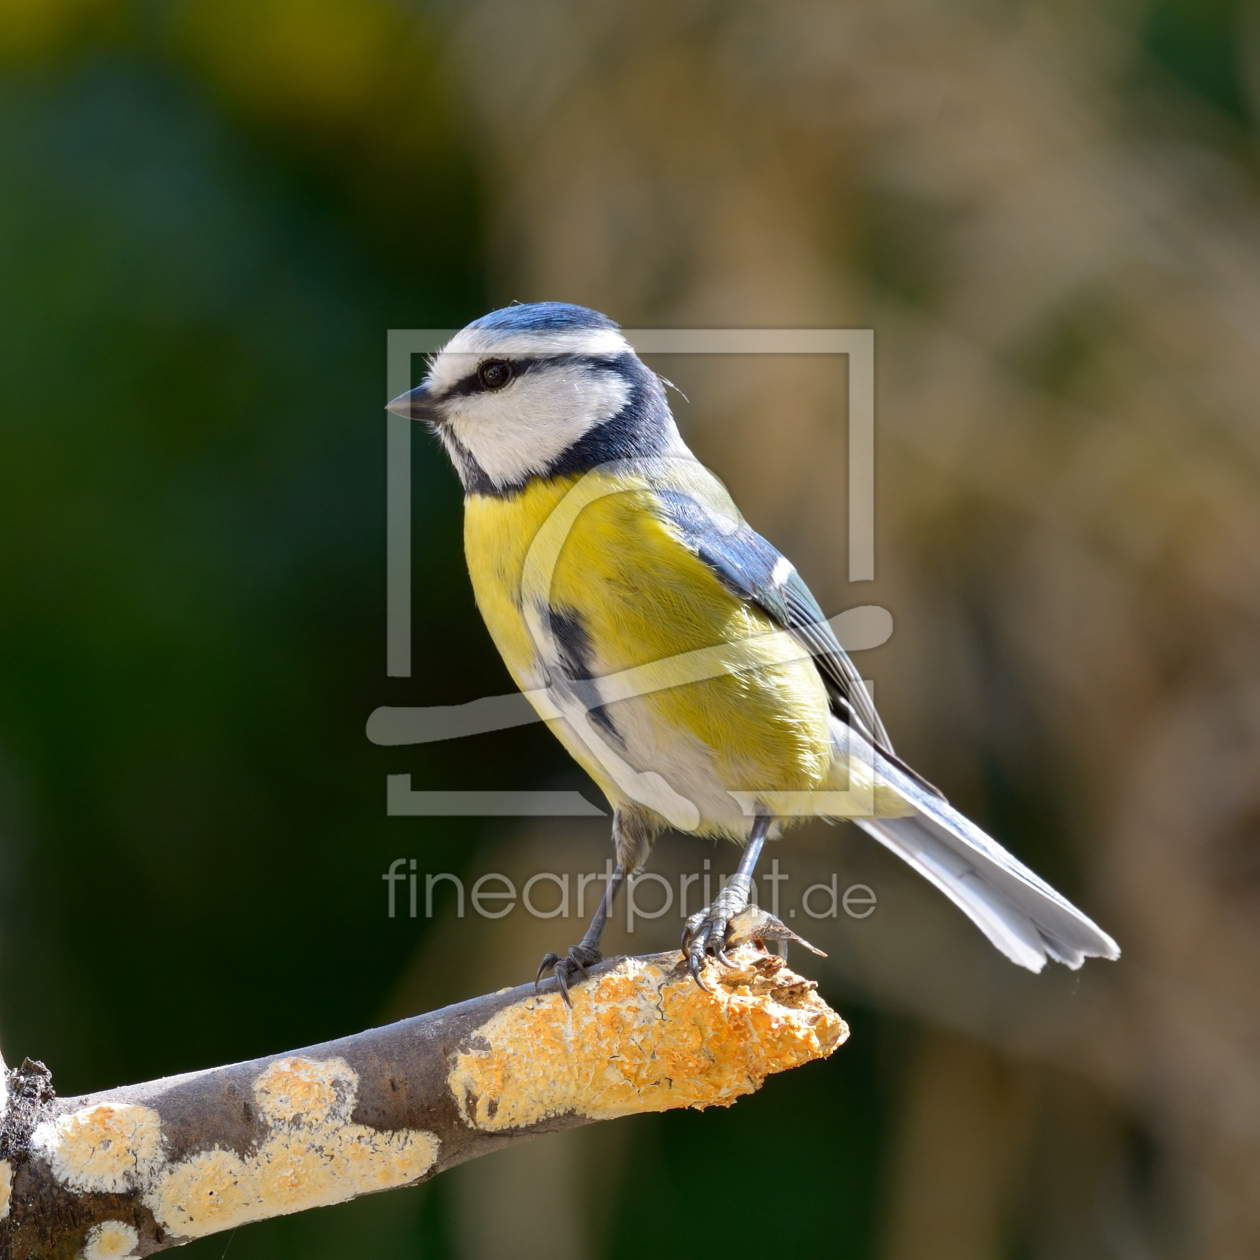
[3,2,1260,1259]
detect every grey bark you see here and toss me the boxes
[0,968,598,1260]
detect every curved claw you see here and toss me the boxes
[536,943,602,1008]
[680,876,756,988]
[688,950,712,993]
[686,920,712,991]
[535,951,561,993]
[681,901,754,986]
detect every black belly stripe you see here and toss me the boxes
[548,608,625,747]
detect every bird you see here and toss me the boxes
[387,301,1120,1002]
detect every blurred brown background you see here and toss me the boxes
[3,1,1259,1258]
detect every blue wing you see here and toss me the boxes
[653,488,892,752]
[654,488,1119,971]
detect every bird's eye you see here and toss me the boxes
[477,360,513,391]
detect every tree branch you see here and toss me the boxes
[0,947,844,1260]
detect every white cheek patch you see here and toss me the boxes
[444,365,631,487]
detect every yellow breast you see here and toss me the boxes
[463,471,836,835]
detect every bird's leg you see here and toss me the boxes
[535,863,625,1007]
[681,814,773,989]
[535,809,653,1006]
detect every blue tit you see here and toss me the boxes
[388,302,1119,1001]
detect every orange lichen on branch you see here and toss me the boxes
[30,1057,440,1243]
[448,946,846,1131]
[6,952,843,1256]
[144,1056,439,1239]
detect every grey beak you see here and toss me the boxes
[385,383,437,421]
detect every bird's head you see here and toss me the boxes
[386,302,682,495]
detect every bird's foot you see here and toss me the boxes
[681,877,753,989]
[682,892,827,990]
[535,941,602,1007]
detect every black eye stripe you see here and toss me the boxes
[438,352,636,400]
[444,358,534,398]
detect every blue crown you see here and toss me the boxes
[467,302,620,336]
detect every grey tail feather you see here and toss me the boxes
[834,723,1120,971]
